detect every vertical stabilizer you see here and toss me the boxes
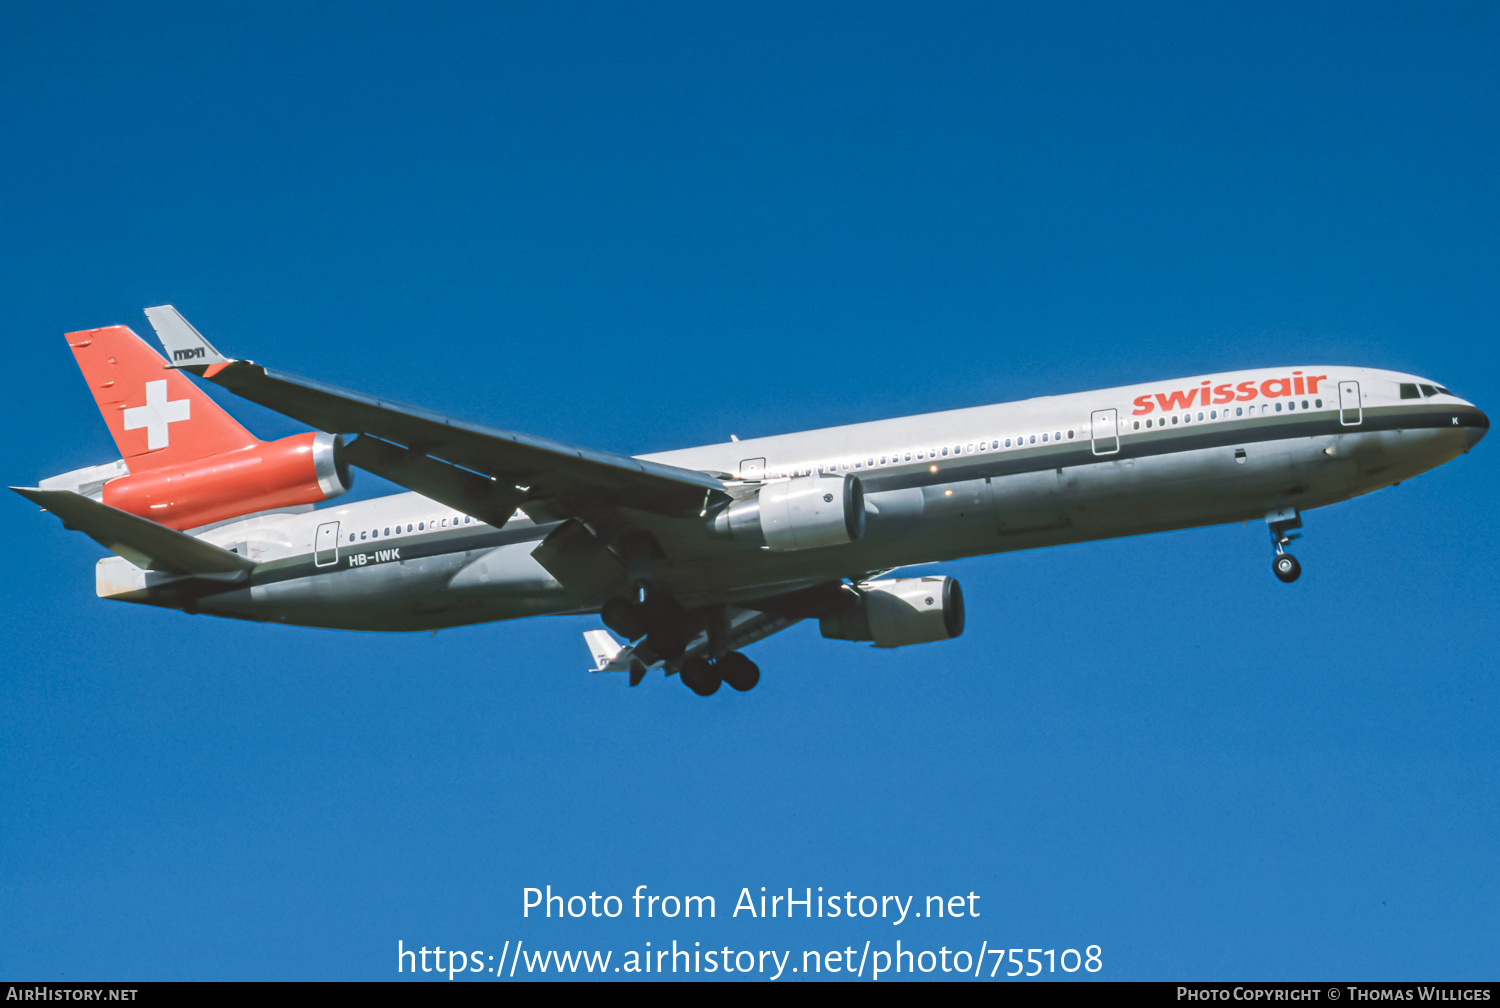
[66,325,259,470]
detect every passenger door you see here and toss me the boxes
[1339,381,1362,426]
[314,521,340,567]
[1090,408,1120,455]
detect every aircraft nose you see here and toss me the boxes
[1468,407,1489,449]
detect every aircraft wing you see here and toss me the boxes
[143,306,730,528]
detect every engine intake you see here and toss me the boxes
[712,474,864,550]
[820,576,965,648]
[102,432,352,530]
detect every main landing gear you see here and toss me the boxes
[1266,507,1303,583]
[601,592,690,661]
[678,652,761,696]
[600,591,762,695]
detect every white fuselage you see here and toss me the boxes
[97,365,1486,631]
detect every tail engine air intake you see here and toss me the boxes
[101,432,353,531]
[712,474,864,550]
[820,576,965,648]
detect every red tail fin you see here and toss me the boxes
[66,325,259,469]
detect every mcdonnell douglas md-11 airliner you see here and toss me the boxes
[16,308,1488,695]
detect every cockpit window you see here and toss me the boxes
[1436,386,1452,395]
[1400,383,1420,399]
[1420,384,1438,397]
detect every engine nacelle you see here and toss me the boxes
[712,474,864,550]
[101,432,352,530]
[820,576,965,648]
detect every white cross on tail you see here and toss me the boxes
[122,380,191,450]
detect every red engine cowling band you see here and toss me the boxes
[102,432,353,530]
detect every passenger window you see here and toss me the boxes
[1134,421,1141,429]
[348,533,355,542]
[1029,434,1036,444]
[1301,400,1309,409]
[384,527,390,536]
[1209,411,1216,419]
[441,519,447,527]
[418,522,424,530]
[1042,433,1048,442]
[966,444,973,453]
[407,524,413,532]
[1275,402,1282,412]
[941,447,948,456]
[1236,407,1243,416]
[991,440,999,449]
[464,516,471,524]
[360,531,367,540]
[905,453,912,461]
[1055,432,1062,440]
[1171,416,1179,425]
[1067,430,1074,439]
[1196,412,1203,421]
[1315,399,1322,407]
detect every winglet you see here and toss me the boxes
[584,629,626,672]
[143,305,232,370]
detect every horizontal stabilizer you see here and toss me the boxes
[12,487,255,579]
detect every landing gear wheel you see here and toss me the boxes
[679,655,720,696]
[601,597,647,640]
[717,652,760,692]
[1273,554,1301,583]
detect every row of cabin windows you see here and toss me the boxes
[1132,399,1324,429]
[348,514,473,543]
[776,430,1079,478]
[768,392,1352,477]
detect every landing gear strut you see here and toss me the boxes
[1266,507,1303,583]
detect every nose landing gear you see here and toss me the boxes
[1266,507,1303,583]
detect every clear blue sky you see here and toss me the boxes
[3,0,1496,981]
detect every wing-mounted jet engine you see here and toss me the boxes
[819,576,965,648]
[710,473,865,550]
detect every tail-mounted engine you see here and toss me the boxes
[820,576,965,648]
[102,432,353,531]
[711,474,864,550]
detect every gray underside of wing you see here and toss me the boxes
[192,361,728,523]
